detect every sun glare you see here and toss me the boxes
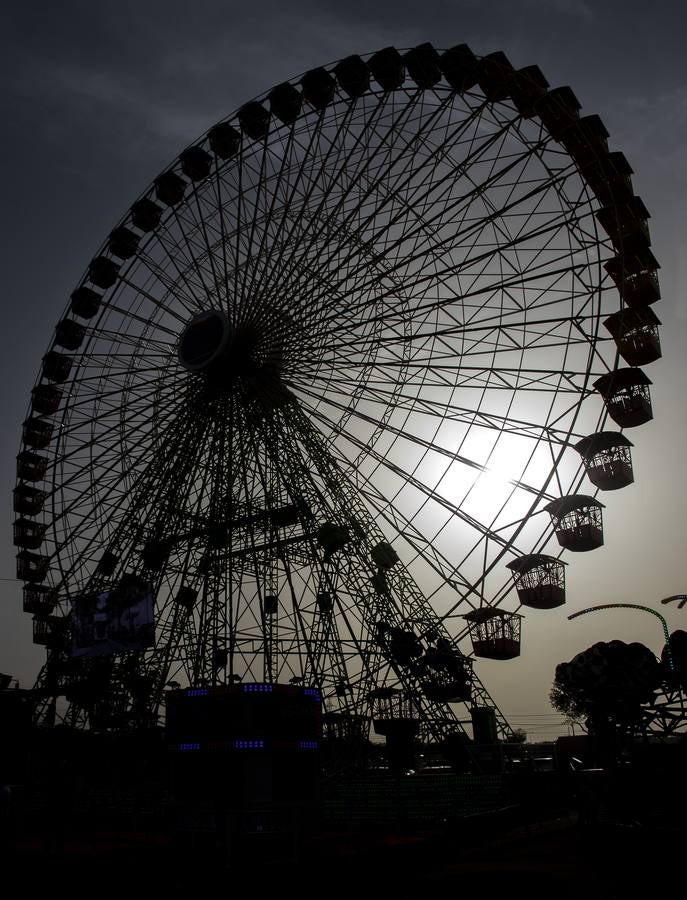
[438,432,537,521]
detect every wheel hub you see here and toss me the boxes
[178,309,276,376]
[178,309,293,405]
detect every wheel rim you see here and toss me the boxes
[16,47,657,735]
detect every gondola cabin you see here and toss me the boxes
[22,417,53,450]
[32,615,67,648]
[506,554,566,609]
[574,432,634,490]
[333,55,370,99]
[593,368,653,428]
[596,196,651,255]
[420,640,473,702]
[316,521,350,559]
[42,350,73,383]
[13,485,46,516]
[603,307,661,367]
[583,151,634,206]
[371,541,400,570]
[16,550,49,583]
[376,622,423,665]
[604,248,660,309]
[544,495,604,551]
[31,384,62,416]
[368,687,420,743]
[464,608,522,660]
[23,584,56,616]
[16,451,48,482]
[54,319,85,351]
[13,518,46,550]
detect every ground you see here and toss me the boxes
[4,800,684,898]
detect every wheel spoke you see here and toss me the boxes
[18,48,656,747]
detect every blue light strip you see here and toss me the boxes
[185,688,208,696]
[242,683,273,693]
[176,739,319,752]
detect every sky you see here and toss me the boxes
[1,0,687,741]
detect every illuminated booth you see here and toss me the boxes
[166,682,322,857]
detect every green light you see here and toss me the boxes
[567,603,674,672]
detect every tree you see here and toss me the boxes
[548,685,587,732]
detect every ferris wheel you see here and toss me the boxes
[14,44,661,742]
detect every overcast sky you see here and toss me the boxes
[2,0,686,739]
